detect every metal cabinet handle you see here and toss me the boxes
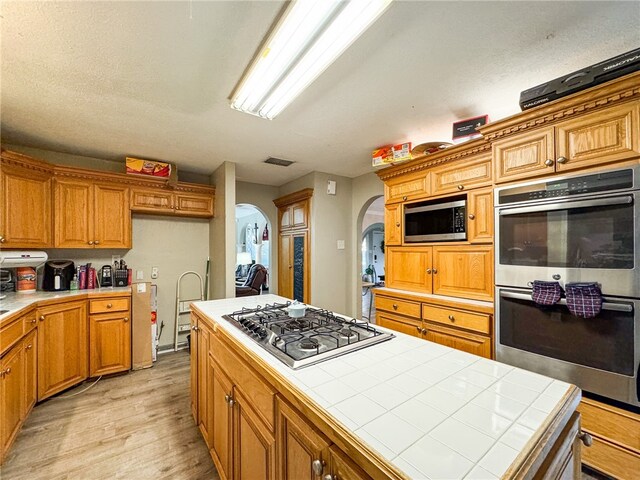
[323,475,334,480]
[468,214,475,220]
[0,236,5,243]
[392,304,398,310]
[88,241,94,245]
[544,159,554,167]
[421,328,427,334]
[94,240,100,245]
[289,265,292,269]
[402,196,407,201]
[228,397,235,407]
[5,367,10,375]
[395,222,400,227]
[457,185,464,190]
[26,344,33,350]
[312,459,325,476]
[192,325,199,331]
[578,431,593,447]
[40,315,45,321]
[556,156,568,164]
[448,315,455,322]
[432,268,438,274]
[416,326,422,333]
[123,317,129,322]
[224,394,230,403]
[426,268,432,274]
[106,303,113,308]
[31,318,37,324]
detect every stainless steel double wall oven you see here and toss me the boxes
[494,165,640,407]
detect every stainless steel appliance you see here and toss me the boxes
[223,302,394,369]
[495,165,639,297]
[495,166,640,407]
[42,260,75,291]
[404,195,466,242]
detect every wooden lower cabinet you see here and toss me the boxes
[89,313,131,376]
[432,246,493,301]
[377,312,422,338]
[190,315,199,422]
[209,356,233,480]
[37,300,88,401]
[327,444,371,480]
[197,322,212,445]
[0,341,24,463]
[423,322,492,358]
[535,412,582,480]
[386,247,432,292]
[22,330,37,415]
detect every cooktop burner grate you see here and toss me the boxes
[222,301,394,369]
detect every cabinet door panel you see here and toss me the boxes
[89,313,131,376]
[1,345,24,458]
[276,397,331,480]
[384,204,402,246]
[38,301,88,400]
[130,188,174,215]
[386,247,432,293]
[280,208,292,230]
[210,357,233,480]
[233,389,275,480]
[423,322,491,358]
[175,193,214,217]
[556,101,640,172]
[291,201,308,229]
[197,323,211,446]
[385,171,429,204]
[0,166,52,248]
[23,330,37,415]
[54,180,93,248]
[376,312,422,338]
[94,184,131,248]
[467,188,493,244]
[432,246,493,301]
[431,155,492,195]
[328,445,372,480]
[493,127,555,184]
[190,315,199,422]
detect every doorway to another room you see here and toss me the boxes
[360,196,385,321]
[235,204,271,297]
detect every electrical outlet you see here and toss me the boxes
[112,255,121,266]
[136,270,144,280]
[337,240,345,250]
[151,266,159,279]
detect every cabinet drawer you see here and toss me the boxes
[0,316,25,356]
[422,305,490,334]
[578,398,640,452]
[582,434,640,480]
[377,312,422,338]
[375,296,421,318]
[89,298,130,314]
[385,171,429,204]
[431,155,492,195]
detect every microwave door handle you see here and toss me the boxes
[498,195,633,216]
[500,291,633,313]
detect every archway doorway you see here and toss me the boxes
[235,204,272,295]
[358,195,384,321]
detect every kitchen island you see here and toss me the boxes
[191,294,583,480]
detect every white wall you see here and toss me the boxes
[210,162,236,300]
[44,215,210,348]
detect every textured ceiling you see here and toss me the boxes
[1,1,639,185]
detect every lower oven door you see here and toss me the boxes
[496,287,640,407]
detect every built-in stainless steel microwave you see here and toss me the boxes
[404,196,466,243]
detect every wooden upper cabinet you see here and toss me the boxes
[386,247,433,293]
[384,204,402,246]
[280,208,292,230]
[467,188,493,244]
[384,170,429,204]
[37,300,88,401]
[54,180,94,248]
[275,190,312,232]
[0,164,52,248]
[130,188,174,215]
[493,127,555,183]
[175,192,214,217]
[432,246,493,301]
[555,101,640,172]
[94,184,131,248]
[290,201,307,229]
[431,155,492,195]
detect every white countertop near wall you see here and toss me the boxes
[0,287,132,321]
[193,294,577,480]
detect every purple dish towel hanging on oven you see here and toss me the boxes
[531,280,563,306]
[565,283,603,318]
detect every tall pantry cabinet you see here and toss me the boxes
[273,189,313,303]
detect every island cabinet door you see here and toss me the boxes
[327,445,372,480]
[209,356,233,480]
[232,388,275,480]
[37,300,88,401]
[190,315,199,423]
[197,322,211,446]
[276,397,331,480]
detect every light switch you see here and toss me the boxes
[337,240,345,250]
[327,180,336,195]
[136,270,144,280]
[151,267,159,279]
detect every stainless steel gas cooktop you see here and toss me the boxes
[222,302,394,369]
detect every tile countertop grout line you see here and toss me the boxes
[192,295,577,480]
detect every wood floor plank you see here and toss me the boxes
[0,351,219,480]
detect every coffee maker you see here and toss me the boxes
[42,260,75,291]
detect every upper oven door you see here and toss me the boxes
[495,191,639,297]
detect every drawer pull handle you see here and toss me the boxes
[578,431,593,447]
[88,241,94,245]
[556,156,568,164]
[94,240,100,245]
[432,269,438,274]
[5,367,10,375]
[422,328,427,334]
[448,315,455,322]
[106,303,113,308]
[0,237,5,243]
[468,214,475,220]
[426,268,432,274]
[545,159,554,167]
[457,185,464,190]
[31,318,37,324]
[26,344,33,350]
[416,326,422,333]
[392,304,398,310]
[123,317,129,322]
[395,222,400,227]
[402,196,408,201]
[40,315,45,321]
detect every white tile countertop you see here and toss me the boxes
[0,287,132,322]
[193,294,578,480]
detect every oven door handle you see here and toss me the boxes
[498,195,633,215]
[500,291,634,313]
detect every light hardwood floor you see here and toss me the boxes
[1,351,218,480]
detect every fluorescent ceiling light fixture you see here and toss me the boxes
[230,0,392,119]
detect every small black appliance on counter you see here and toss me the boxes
[42,260,75,291]
[100,265,113,287]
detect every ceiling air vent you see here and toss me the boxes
[264,157,294,167]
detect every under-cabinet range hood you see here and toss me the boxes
[0,251,48,268]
